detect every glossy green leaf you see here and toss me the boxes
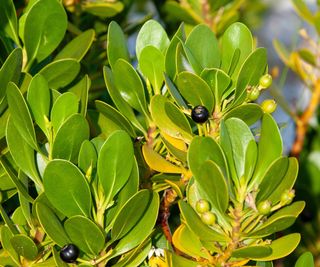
[0,48,22,106]
[65,216,105,256]
[50,92,79,134]
[232,246,272,259]
[295,251,314,267]
[95,100,136,138]
[0,109,10,138]
[161,134,187,162]
[52,114,89,163]
[164,73,188,109]
[256,157,289,203]
[200,68,231,105]
[112,190,153,241]
[256,261,274,267]
[250,201,305,237]
[38,59,80,90]
[253,233,301,261]
[10,234,38,260]
[184,24,220,73]
[113,59,148,116]
[221,22,253,78]
[150,95,193,142]
[36,202,70,247]
[188,136,228,179]
[43,159,92,217]
[23,0,67,64]
[165,24,185,79]
[268,157,299,205]
[163,2,201,25]
[172,224,209,259]
[97,130,134,204]
[78,140,97,175]
[196,160,229,213]
[0,0,19,44]
[175,42,193,74]
[136,20,170,60]
[103,66,146,134]
[169,251,201,267]
[0,204,18,235]
[176,71,214,112]
[223,103,263,125]
[7,82,38,150]
[69,75,90,117]
[107,21,130,68]
[243,140,258,182]
[112,191,159,256]
[178,200,228,242]
[233,48,267,106]
[139,46,165,94]
[0,226,20,265]
[250,114,283,188]
[55,29,95,61]
[82,1,123,17]
[27,74,50,135]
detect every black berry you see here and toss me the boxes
[191,105,209,123]
[60,244,79,263]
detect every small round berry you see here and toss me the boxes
[201,211,216,225]
[191,105,209,123]
[280,189,295,206]
[60,244,79,263]
[196,199,211,214]
[257,200,272,215]
[248,87,260,101]
[261,99,277,114]
[259,74,272,89]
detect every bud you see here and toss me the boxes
[280,189,295,206]
[257,200,272,215]
[201,211,216,225]
[195,199,211,214]
[261,99,277,114]
[248,87,260,101]
[259,74,272,89]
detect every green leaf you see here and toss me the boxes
[107,21,130,68]
[36,202,70,247]
[38,59,80,90]
[23,0,67,64]
[233,48,267,107]
[150,95,193,143]
[78,140,97,175]
[221,22,253,79]
[103,66,146,134]
[95,100,136,138]
[200,68,231,105]
[253,233,301,261]
[196,160,229,213]
[112,191,159,256]
[97,130,134,204]
[136,20,170,60]
[0,48,22,107]
[10,234,38,260]
[6,82,38,150]
[82,1,124,17]
[295,252,314,267]
[298,49,317,66]
[188,136,228,180]
[223,103,263,125]
[184,24,220,73]
[178,200,228,242]
[27,74,50,135]
[43,159,92,217]
[50,92,79,134]
[273,40,290,66]
[0,204,18,235]
[168,251,201,267]
[250,201,305,237]
[0,226,20,265]
[232,246,272,259]
[64,216,105,256]
[176,71,214,112]
[52,114,90,163]
[250,114,283,189]
[244,140,258,183]
[0,0,19,44]
[113,59,148,116]
[139,46,165,94]
[292,0,315,24]
[164,73,188,109]
[55,29,95,61]
[69,75,90,117]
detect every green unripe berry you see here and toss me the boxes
[259,74,272,89]
[201,211,216,225]
[195,199,211,214]
[257,200,272,215]
[280,189,295,206]
[248,87,260,101]
[261,99,277,114]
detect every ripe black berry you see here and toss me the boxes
[60,244,79,263]
[191,105,209,123]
